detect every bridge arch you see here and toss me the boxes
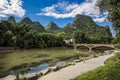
[76,45,89,51]
[73,44,115,52]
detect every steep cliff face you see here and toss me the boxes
[63,14,112,37]
[72,14,96,29]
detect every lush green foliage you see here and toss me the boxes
[72,31,89,43]
[98,0,120,33]
[112,34,120,48]
[0,15,113,49]
[98,0,120,47]
[62,14,112,43]
[0,21,65,48]
[72,53,120,80]
[72,30,113,44]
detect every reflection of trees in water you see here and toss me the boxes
[76,46,89,52]
[92,46,114,54]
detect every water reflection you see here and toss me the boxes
[27,63,48,74]
[27,61,67,74]
[23,47,114,74]
[55,62,66,67]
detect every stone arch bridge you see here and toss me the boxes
[70,44,115,52]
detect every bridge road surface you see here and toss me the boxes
[38,54,114,80]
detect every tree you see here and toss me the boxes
[72,31,89,43]
[56,32,66,39]
[98,0,120,34]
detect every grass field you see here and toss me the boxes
[0,47,88,77]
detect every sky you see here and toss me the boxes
[0,0,114,35]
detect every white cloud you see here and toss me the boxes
[0,0,26,18]
[37,0,107,22]
[94,17,106,22]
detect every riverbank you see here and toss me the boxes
[1,50,118,80]
[0,47,88,78]
[37,52,115,80]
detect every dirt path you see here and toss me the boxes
[0,75,16,80]
[38,54,114,80]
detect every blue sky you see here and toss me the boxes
[0,0,114,35]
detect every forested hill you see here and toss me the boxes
[45,21,61,32]
[0,15,113,48]
[4,15,112,38]
[62,14,112,38]
[20,17,45,32]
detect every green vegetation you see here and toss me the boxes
[0,15,113,48]
[72,52,120,80]
[0,13,116,78]
[72,30,113,44]
[20,17,45,32]
[112,34,120,48]
[62,14,112,43]
[98,0,120,34]
[0,20,65,48]
[98,0,120,47]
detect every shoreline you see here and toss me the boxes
[0,50,118,80]
[38,53,115,80]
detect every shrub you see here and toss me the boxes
[19,77,27,80]
[115,44,120,49]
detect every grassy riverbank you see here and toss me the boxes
[72,52,120,80]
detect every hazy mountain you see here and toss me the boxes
[20,17,33,24]
[30,22,45,32]
[45,22,60,32]
[6,15,112,37]
[7,16,16,23]
[20,17,45,32]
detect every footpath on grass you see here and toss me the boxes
[38,53,114,80]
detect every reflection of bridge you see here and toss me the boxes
[70,44,115,52]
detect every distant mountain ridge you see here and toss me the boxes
[6,15,112,37]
